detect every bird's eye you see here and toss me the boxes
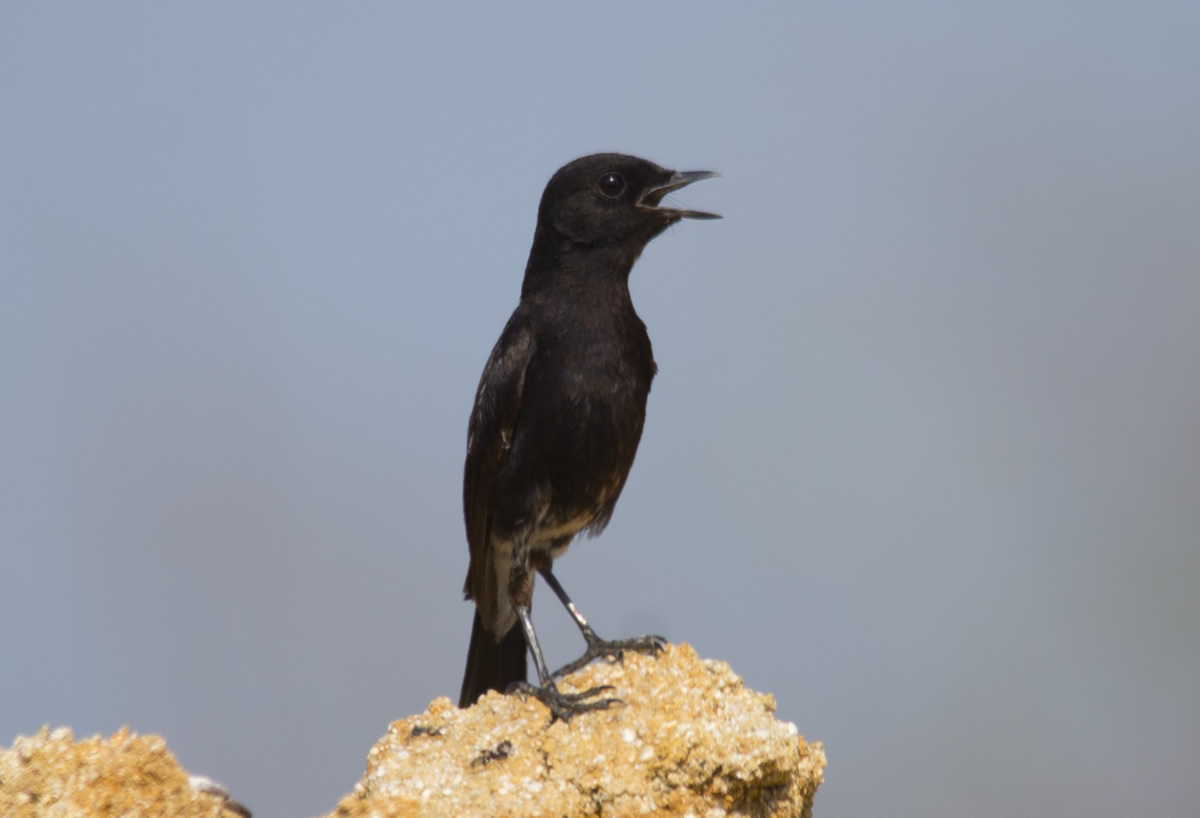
[597,172,625,198]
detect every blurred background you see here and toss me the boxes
[3,3,1198,817]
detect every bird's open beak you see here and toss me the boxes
[640,170,722,220]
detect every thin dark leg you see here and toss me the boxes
[506,604,618,723]
[516,605,555,687]
[538,567,666,679]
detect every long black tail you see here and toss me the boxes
[459,610,527,707]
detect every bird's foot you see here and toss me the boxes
[507,679,620,723]
[552,632,667,679]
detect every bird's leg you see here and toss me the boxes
[538,567,666,679]
[507,605,618,723]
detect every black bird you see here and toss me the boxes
[459,153,719,720]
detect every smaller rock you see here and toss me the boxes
[0,726,248,818]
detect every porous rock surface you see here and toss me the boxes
[0,726,246,818]
[329,643,824,818]
[1,644,824,817]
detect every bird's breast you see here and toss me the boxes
[490,307,654,544]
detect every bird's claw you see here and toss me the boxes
[552,633,667,679]
[508,680,621,723]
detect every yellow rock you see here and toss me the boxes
[330,643,825,818]
[1,644,824,817]
[0,725,245,817]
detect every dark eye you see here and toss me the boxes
[597,172,625,198]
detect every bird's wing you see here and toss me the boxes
[462,312,535,619]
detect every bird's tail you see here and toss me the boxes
[459,610,527,708]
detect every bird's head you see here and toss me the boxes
[537,153,720,247]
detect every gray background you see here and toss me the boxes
[3,3,1198,817]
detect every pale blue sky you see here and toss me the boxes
[3,4,1199,817]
